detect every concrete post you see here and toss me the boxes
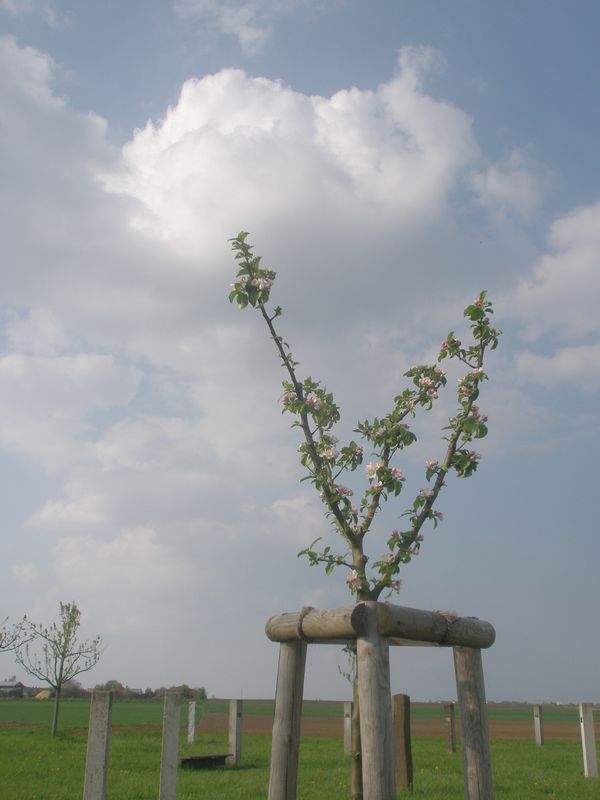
[228,699,243,768]
[159,692,182,800]
[83,691,113,800]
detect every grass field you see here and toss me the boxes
[0,698,598,799]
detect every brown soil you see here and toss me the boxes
[199,712,590,742]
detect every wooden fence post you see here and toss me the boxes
[228,699,243,768]
[187,701,196,745]
[444,702,456,752]
[268,640,307,800]
[533,705,544,746]
[343,701,353,754]
[579,703,598,778]
[356,601,396,800]
[83,691,113,800]
[159,692,181,800]
[453,646,493,800]
[393,693,413,790]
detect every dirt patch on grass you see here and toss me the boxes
[199,712,589,741]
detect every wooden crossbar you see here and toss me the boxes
[265,602,495,649]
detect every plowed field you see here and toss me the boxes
[199,703,597,742]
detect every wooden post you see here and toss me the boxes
[187,701,196,744]
[83,691,113,800]
[579,703,598,778]
[392,694,413,790]
[343,701,352,754]
[533,705,544,746]
[159,692,181,800]
[444,702,456,752]
[453,647,493,800]
[356,601,396,800]
[268,640,307,800]
[228,699,243,768]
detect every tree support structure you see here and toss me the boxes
[265,601,496,800]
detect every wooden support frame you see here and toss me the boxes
[268,640,307,800]
[266,602,495,800]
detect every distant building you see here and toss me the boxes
[0,681,24,698]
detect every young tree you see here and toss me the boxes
[16,601,102,736]
[229,232,500,798]
[0,616,26,653]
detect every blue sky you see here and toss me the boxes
[0,0,599,703]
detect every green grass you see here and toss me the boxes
[1,699,599,799]
[1,698,591,728]
[1,726,599,800]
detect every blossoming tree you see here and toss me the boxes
[229,232,501,603]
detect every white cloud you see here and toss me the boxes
[173,0,304,54]
[471,150,544,220]
[510,202,600,340]
[515,343,600,388]
[0,0,59,26]
[0,349,141,470]
[51,527,197,633]
[11,562,39,584]
[7,308,69,356]
[107,47,476,259]
[28,478,108,530]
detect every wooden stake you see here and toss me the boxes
[343,701,352,754]
[393,694,413,790]
[453,647,493,800]
[187,701,196,745]
[83,691,113,800]
[579,703,598,778]
[533,705,544,747]
[444,702,456,753]
[227,699,243,768]
[268,640,307,800]
[356,601,396,800]
[159,692,181,800]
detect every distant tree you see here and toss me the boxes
[153,684,207,702]
[94,679,126,696]
[0,616,27,653]
[16,601,102,736]
[61,678,85,698]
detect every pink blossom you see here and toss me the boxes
[321,447,339,460]
[419,488,433,500]
[390,467,405,481]
[337,486,354,497]
[306,393,322,411]
[425,459,439,470]
[280,391,294,406]
[365,462,380,481]
[468,451,481,463]
[433,510,444,521]
[390,579,401,592]
[346,570,362,593]
[251,277,273,290]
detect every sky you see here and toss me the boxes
[0,0,599,703]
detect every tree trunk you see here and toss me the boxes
[51,686,62,736]
[350,675,363,800]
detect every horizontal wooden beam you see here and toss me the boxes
[265,603,495,649]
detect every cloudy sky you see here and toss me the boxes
[1,0,599,703]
